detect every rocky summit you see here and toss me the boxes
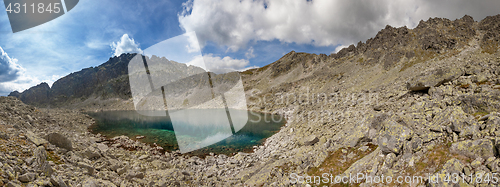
[3,14,500,186]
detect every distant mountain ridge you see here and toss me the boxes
[10,14,500,110]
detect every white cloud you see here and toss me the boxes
[85,40,109,50]
[245,47,255,59]
[332,45,349,54]
[185,31,201,53]
[185,55,206,70]
[0,74,61,96]
[111,34,143,57]
[179,0,500,51]
[0,46,23,82]
[186,54,257,74]
[0,46,61,95]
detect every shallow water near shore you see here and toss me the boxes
[87,110,286,156]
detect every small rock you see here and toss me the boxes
[463,165,472,176]
[359,145,369,152]
[81,147,101,160]
[96,143,109,153]
[78,162,95,175]
[6,181,21,187]
[18,172,36,182]
[138,155,149,160]
[471,158,483,169]
[135,136,145,139]
[82,178,98,187]
[50,175,68,187]
[373,104,385,111]
[125,171,145,179]
[479,114,491,121]
[383,153,397,168]
[487,158,500,173]
[301,135,319,146]
[109,159,121,171]
[117,167,127,175]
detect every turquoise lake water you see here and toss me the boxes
[87,110,286,156]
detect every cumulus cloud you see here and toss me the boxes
[179,0,500,51]
[0,47,23,82]
[0,74,61,96]
[332,45,349,54]
[111,34,143,57]
[186,54,257,74]
[0,46,61,95]
[245,47,255,59]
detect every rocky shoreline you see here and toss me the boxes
[0,96,298,186]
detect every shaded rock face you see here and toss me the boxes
[479,15,500,53]
[10,53,136,107]
[9,83,50,107]
[458,92,500,114]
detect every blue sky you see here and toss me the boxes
[0,0,499,95]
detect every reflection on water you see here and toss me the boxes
[87,110,286,156]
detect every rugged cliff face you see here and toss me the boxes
[9,53,135,108]
[9,83,50,107]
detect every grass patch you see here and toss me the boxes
[481,42,499,55]
[473,111,490,120]
[357,58,364,63]
[306,144,378,187]
[399,49,437,72]
[459,84,470,89]
[476,81,490,85]
[47,150,63,165]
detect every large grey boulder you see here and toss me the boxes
[406,67,463,91]
[26,131,48,146]
[46,133,73,151]
[33,146,53,176]
[377,119,413,154]
[429,106,472,133]
[450,139,496,159]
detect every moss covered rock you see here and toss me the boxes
[450,139,496,159]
